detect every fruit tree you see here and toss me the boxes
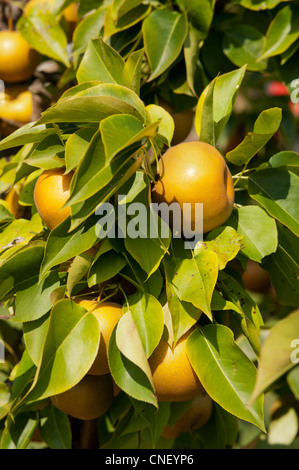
[0,0,299,451]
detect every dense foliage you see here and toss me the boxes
[0,0,298,449]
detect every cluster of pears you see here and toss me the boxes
[32,119,235,432]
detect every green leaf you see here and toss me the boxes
[39,217,98,281]
[100,114,144,162]
[0,383,11,420]
[23,299,100,403]
[111,0,144,20]
[186,325,265,431]
[23,313,50,366]
[0,124,56,153]
[177,0,214,38]
[195,66,246,143]
[133,400,170,449]
[0,241,45,299]
[65,127,98,174]
[259,6,299,61]
[76,38,125,85]
[269,151,299,175]
[123,291,164,358]
[0,412,38,449]
[183,24,203,97]
[167,250,218,321]
[24,135,65,170]
[226,206,278,262]
[248,167,299,237]
[66,117,153,207]
[145,104,174,147]
[38,83,146,124]
[223,25,268,71]
[194,76,216,145]
[73,6,106,58]
[104,3,150,39]
[164,281,202,346]
[66,250,95,296]
[195,226,243,269]
[108,326,156,406]
[218,271,263,355]
[250,309,299,403]
[263,226,299,307]
[15,270,60,322]
[17,10,70,67]
[115,310,154,388]
[0,214,44,251]
[39,404,72,449]
[10,348,36,396]
[124,190,171,278]
[268,406,298,446]
[69,151,144,231]
[122,48,144,96]
[88,251,127,287]
[143,8,188,81]
[230,0,289,10]
[226,108,282,166]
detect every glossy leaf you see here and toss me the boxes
[122,49,144,96]
[88,251,127,286]
[259,6,299,60]
[23,313,50,366]
[24,299,100,403]
[143,8,188,81]
[168,250,218,321]
[177,0,214,38]
[69,151,144,231]
[76,38,125,85]
[39,216,98,281]
[226,108,282,166]
[195,66,246,143]
[0,124,56,152]
[124,190,171,278]
[123,291,164,358]
[108,326,156,406]
[73,7,106,58]
[226,206,278,262]
[223,25,268,71]
[104,3,151,39]
[0,241,45,299]
[165,280,202,346]
[67,251,95,296]
[145,104,174,146]
[15,270,60,322]
[24,135,65,170]
[0,412,38,449]
[38,83,146,124]
[186,325,265,431]
[17,11,70,67]
[65,127,98,174]
[111,0,144,20]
